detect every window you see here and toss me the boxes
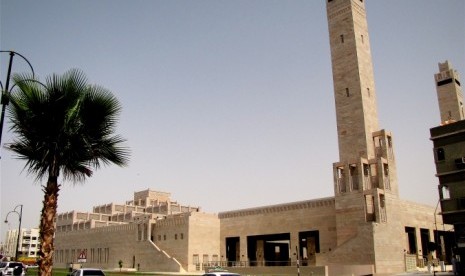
[441,185,450,200]
[163,234,166,240]
[436,148,445,161]
[361,34,364,43]
[363,164,369,176]
[175,234,178,240]
[346,88,350,97]
[340,34,344,43]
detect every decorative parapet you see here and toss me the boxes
[55,222,137,237]
[154,213,190,228]
[218,197,335,219]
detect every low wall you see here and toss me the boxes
[227,266,327,276]
[327,264,374,276]
[227,264,374,276]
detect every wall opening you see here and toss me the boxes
[247,233,290,267]
[225,237,240,266]
[405,227,417,254]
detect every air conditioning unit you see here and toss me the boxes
[455,157,465,169]
[455,157,465,164]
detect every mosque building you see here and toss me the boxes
[53,1,455,275]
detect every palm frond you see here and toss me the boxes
[6,68,130,184]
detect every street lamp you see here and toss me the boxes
[4,204,23,260]
[0,50,35,157]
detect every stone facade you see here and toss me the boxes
[430,119,465,274]
[53,187,450,274]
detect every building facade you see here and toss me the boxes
[3,228,40,261]
[53,1,453,275]
[430,61,465,273]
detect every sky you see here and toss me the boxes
[0,0,464,243]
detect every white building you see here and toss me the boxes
[3,228,40,260]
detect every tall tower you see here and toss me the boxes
[434,60,464,124]
[326,0,399,247]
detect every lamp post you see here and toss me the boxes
[0,50,34,157]
[4,204,23,260]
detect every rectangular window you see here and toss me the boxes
[437,78,453,86]
[436,148,445,161]
[346,88,350,97]
[340,34,344,43]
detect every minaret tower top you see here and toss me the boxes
[434,60,464,124]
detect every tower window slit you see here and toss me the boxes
[340,34,344,43]
[346,88,350,97]
[436,148,445,161]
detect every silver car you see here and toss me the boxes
[69,268,105,276]
[0,262,25,276]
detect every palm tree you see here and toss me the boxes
[6,69,130,276]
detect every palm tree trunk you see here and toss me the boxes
[38,175,60,276]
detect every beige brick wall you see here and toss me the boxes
[220,198,337,264]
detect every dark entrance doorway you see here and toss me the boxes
[405,227,417,254]
[434,229,455,263]
[247,233,290,266]
[299,231,320,266]
[225,237,240,267]
[420,228,430,259]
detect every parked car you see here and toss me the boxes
[203,268,240,276]
[203,272,240,276]
[69,268,105,276]
[0,262,26,276]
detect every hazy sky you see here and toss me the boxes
[0,0,464,242]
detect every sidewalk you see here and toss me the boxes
[394,265,456,275]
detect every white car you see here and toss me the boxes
[0,262,26,276]
[203,273,240,276]
[203,269,240,276]
[69,268,105,276]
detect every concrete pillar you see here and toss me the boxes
[240,235,248,265]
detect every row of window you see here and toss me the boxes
[54,248,110,264]
[155,233,184,241]
[344,87,371,98]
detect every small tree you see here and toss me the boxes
[118,260,123,271]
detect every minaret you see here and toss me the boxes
[434,60,464,124]
[326,0,399,246]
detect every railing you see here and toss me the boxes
[364,175,372,190]
[350,176,359,190]
[202,260,302,270]
[337,178,346,193]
